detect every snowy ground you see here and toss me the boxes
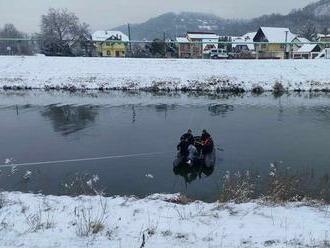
[1,56,330,91]
[0,192,329,247]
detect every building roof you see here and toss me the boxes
[317,33,330,38]
[187,32,219,40]
[176,37,189,43]
[92,31,129,42]
[296,37,310,43]
[257,27,296,43]
[297,44,319,53]
[242,32,257,40]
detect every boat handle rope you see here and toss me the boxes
[0,151,170,168]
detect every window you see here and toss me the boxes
[106,42,110,46]
[107,50,111,56]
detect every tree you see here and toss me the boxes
[0,23,23,38]
[148,39,177,58]
[149,39,166,57]
[40,8,91,56]
[0,24,33,55]
[300,22,317,41]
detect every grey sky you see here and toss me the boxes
[0,0,317,33]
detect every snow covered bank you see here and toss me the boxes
[1,56,330,91]
[0,192,329,247]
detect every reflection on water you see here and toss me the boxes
[173,165,215,185]
[208,104,234,117]
[41,105,98,135]
[0,91,330,201]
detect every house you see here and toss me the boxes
[92,31,129,57]
[292,44,321,59]
[176,32,219,59]
[316,33,330,48]
[232,32,256,53]
[253,27,297,59]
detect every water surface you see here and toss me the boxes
[0,90,329,201]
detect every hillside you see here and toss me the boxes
[113,0,330,40]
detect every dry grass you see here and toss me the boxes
[24,206,54,232]
[218,164,330,204]
[164,194,194,205]
[74,195,108,237]
[0,191,5,209]
[219,171,256,203]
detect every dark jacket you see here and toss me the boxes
[201,131,211,142]
[181,133,194,145]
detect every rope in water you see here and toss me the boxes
[0,152,170,168]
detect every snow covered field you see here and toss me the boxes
[1,56,330,91]
[0,192,329,248]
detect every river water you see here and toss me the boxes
[0,90,329,201]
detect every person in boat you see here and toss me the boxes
[180,129,194,145]
[186,143,198,165]
[177,129,197,163]
[200,129,214,156]
[177,136,189,158]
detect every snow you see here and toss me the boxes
[187,33,219,40]
[296,37,310,43]
[176,37,189,43]
[1,56,330,91]
[92,31,129,42]
[243,32,257,41]
[297,44,319,53]
[259,27,297,43]
[0,192,329,247]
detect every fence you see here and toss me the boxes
[1,38,330,59]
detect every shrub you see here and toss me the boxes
[252,85,264,94]
[219,171,255,203]
[273,82,285,95]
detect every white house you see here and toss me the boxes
[232,32,257,52]
[293,44,322,59]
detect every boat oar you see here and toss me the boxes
[217,147,224,152]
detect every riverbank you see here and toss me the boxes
[1,56,330,92]
[0,192,329,248]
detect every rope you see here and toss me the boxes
[0,152,170,168]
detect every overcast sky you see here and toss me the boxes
[0,0,317,33]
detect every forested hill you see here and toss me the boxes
[113,0,330,40]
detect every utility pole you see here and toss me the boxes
[163,32,166,58]
[285,30,289,59]
[128,24,132,56]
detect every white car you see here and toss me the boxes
[210,49,229,59]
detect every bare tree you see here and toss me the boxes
[0,24,33,55]
[0,24,23,38]
[40,8,91,56]
[300,22,317,41]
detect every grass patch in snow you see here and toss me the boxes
[74,195,108,237]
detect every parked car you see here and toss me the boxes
[210,49,229,59]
